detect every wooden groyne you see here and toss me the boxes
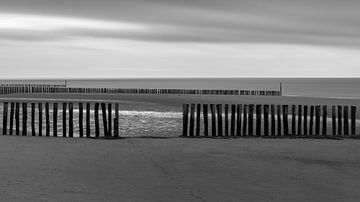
[0,85,281,96]
[1,101,119,138]
[182,104,359,138]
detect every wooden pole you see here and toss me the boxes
[69,102,73,137]
[351,106,356,135]
[101,103,108,137]
[203,104,208,136]
[94,103,99,137]
[338,106,342,136]
[263,105,269,136]
[309,106,314,135]
[86,103,91,137]
[256,105,261,136]
[2,102,8,135]
[189,104,195,137]
[15,102,20,136]
[45,102,50,136]
[79,103,83,138]
[297,105,302,135]
[315,106,321,135]
[230,104,236,136]
[62,102,67,137]
[108,103,112,137]
[196,104,201,136]
[322,106,327,136]
[10,102,14,135]
[53,103,58,137]
[114,103,119,138]
[236,104,242,136]
[332,106,336,135]
[22,103,27,136]
[243,105,248,136]
[210,104,216,136]
[344,106,349,136]
[38,103,42,137]
[282,105,289,136]
[248,105,254,136]
[271,105,275,136]
[224,104,229,136]
[292,105,296,135]
[303,106,308,136]
[216,104,223,136]
[31,103,35,136]
[277,105,281,136]
[182,104,189,136]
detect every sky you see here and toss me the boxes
[0,0,360,78]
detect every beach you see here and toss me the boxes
[1,92,360,201]
[1,135,360,201]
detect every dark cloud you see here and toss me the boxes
[1,0,360,47]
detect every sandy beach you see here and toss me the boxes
[0,135,360,201]
[1,93,360,201]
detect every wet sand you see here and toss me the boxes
[0,136,360,201]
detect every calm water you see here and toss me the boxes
[2,78,360,98]
[1,78,360,137]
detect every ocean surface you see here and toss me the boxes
[1,78,360,137]
[2,78,360,98]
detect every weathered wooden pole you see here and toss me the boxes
[291,105,296,135]
[224,104,229,136]
[344,106,349,136]
[107,103,112,137]
[94,103,100,137]
[101,103,108,137]
[182,104,189,136]
[69,102,73,137]
[22,103,27,136]
[203,104,208,136]
[86,103,91,137]
[31,103,35,136]
[297,105,302,135]
[282,105,289,136]
[189,104,195,137]
[230,104,236,136]
[309,106,314,135]
[263,105,269,136]
[255,105,262,136]
[38,103,42,137]
[338,106,342,136]
[10,102,14,135]
[315,106,321,135]
[114,103,119,138]
[322,106,327,136]
[216,104,223,136]
[332,106,336,135]
[62,102,67,137]
[236,104,242,136]
[243,105,248,136]
[303,106,308,135]
[53,103,58,137]
[15,102,20,136]
[351,106,356,135]
[210,104,216,136]
[196,104,201,136]
[248,105,254,136]
[277,105,281,136]
[79,103,84,137]
[2,102,8,135]
[271,105,275,136]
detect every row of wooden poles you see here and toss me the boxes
[1,102,119,138]
[182,104,358,137]
[0,86,281,96]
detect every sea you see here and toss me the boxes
[1,77,360,98]
[1,78,360,137]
